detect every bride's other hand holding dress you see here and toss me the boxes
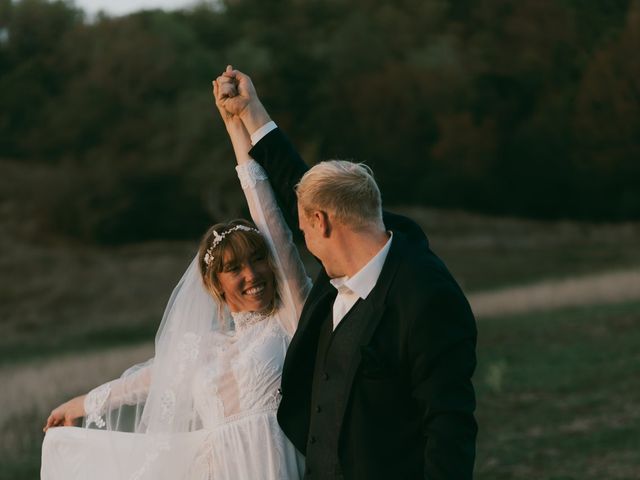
[43,395,85,431]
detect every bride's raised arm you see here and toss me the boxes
[213,79,311,336]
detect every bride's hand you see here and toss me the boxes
[213,65,238,117]
[213,65,271,137]
[213,65,259,118]
[43,395,86,432]
[213,74,247,138]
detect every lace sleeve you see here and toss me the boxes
[84,361,152,428]
[236,160,312,336]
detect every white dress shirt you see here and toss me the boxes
[250,121,278,146]
[329,233,393,330]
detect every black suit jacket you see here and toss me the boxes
[250,129,477,479]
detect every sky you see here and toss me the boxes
[72,0,213,17]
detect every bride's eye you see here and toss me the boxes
[252,253,266,262]
[223,262,240,273]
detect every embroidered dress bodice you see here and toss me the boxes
[192,314,288,429]
[231,310,271,332]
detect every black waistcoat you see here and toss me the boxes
[304,300,364,479]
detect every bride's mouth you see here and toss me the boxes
[244,284,266,296]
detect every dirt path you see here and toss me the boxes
[468,267,640,318]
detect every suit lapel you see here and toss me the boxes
[282,232,407,434]
[334,232,406,428]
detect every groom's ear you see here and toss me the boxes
[314,210,332,238]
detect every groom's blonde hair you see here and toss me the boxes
[295,160,383,230]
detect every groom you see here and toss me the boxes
[216,68,477,479]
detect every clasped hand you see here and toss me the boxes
[213,65,252,119]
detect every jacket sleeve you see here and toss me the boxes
[408,285,478,479]
[249,128,309,241]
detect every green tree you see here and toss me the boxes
[572,0,640,218]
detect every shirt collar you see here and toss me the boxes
[329,232,393,300]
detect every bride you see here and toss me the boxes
[41,72,311,480]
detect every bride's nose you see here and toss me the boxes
[241,262,259,281]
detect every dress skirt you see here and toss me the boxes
[41,408,304,480]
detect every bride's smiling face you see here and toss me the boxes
[199,221,279,313]
[216,248,276,313]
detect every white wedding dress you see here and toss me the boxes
[41,160,311,480]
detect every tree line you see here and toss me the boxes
[1,0,638,243]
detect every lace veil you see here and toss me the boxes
[71,254,220,478]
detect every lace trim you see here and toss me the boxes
[84,383,111,429]
[231,311,270,332]
[128,332,201,479]
[160,332,201,426]
[176,332,201,383]
[236,160,267,189]
[159,390,176,423]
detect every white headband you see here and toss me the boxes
[203,225,260,267]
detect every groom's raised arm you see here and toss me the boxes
[216,67,309,239]
[248,128,308,239]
